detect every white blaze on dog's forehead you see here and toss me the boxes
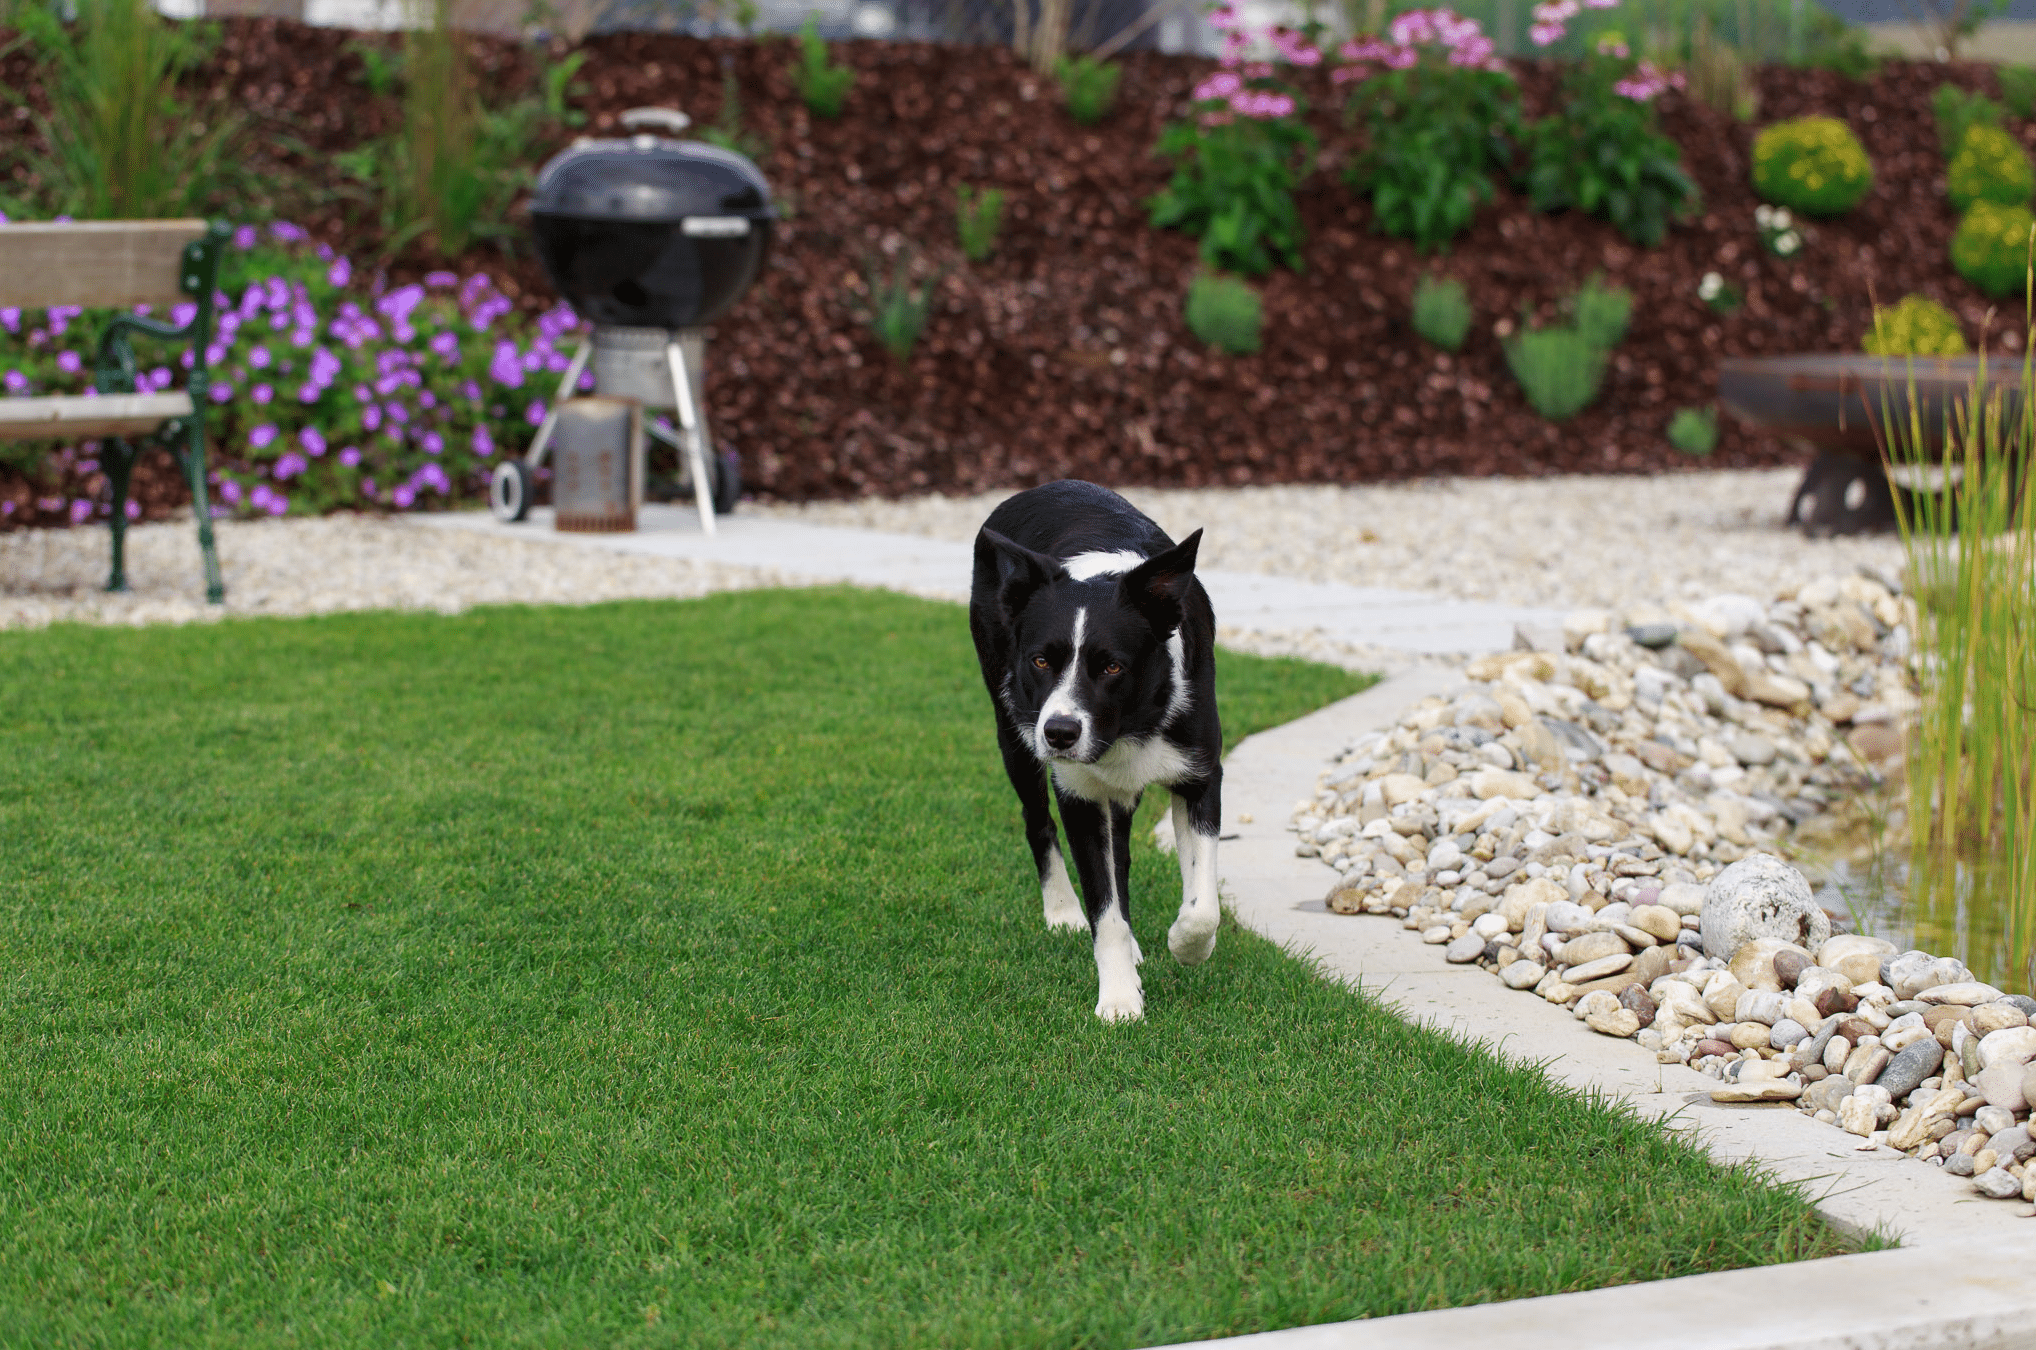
[1036,607,1092,759]
[1062,549,1146,582]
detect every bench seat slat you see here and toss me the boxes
[0,220,208,310]
[0,392,194,443]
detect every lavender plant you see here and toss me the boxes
[0,220,583,526]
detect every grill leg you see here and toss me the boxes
[524,339,592,472]
[665,339,717,537]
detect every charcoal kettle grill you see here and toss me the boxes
[490,106,777,535]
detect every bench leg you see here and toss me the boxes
[171,421,226,604]
[103,436,137,593]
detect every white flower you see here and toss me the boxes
[1775,231,1801,257]
[1755,204,1775,228]
[1698,271,1724,300]
[1772,208,1793,230]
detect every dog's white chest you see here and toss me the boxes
[1053,735,1194,806]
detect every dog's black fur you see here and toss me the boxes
[969,480,1222,1022]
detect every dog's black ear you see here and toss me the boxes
[1119,529,1202,624]
[977,528,1062,616]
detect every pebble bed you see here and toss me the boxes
[1290,566,2036,1207]
[0,514,784,630]
[757,470,1907,611]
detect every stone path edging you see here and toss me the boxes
[1181,668,2036,1350]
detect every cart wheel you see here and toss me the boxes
[1789,452,1894,538]
[490,460,533,522]
[712,442,742,515]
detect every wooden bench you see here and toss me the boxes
[0,219,231,601]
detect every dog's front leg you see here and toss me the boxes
[1166,770,1222,966]
[1056,789,1144,1023]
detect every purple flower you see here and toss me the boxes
[302,427,327,456]
[270,221,307,244]
[429,330,460,361]
[578,369,596,391]
[205,344,228,367]
[327,256,353,288]
[69,498,93,525]
[4,370,27,394]
[249,345,272,370]
[250,483,276,512]
[298,383,321,404]
[147,366,171,391]
[268,493,289,516]
[361,404,382,432]
[264,277,289,311]
[56,350,81,375]
[488,340,525,389]
[472,425,495,457]
[310,348,343,386]
[392,485,415,509]
[272,452,308,479]
[218,479,243,504]
[376,284,425,324]
[460,380,482,401]
[233,225,258,249]
[209,381,234,404]
[383,401,408,425]
[420,430,444,455]
[125,499,139,520]
[0,307,17,333]
[270,312,290,333]
[341,446,362,467]
[525,400,547,427]
[316,243,334,262]
[252,383,273,405]
[424,270,457,287]
[417,390,438,411]
[181,350,196,371]
[249,423,278,450]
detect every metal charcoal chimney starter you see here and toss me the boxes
[488,107,776,535]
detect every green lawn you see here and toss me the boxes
[1,588,1862,1348]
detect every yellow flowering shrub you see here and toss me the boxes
[1751,117,1873,217]
[1947,123,2035,214]
[1861,295,1968,356]
[1951,201,2036,299]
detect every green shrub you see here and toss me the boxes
[1053,53,1121,125]
[2002,64,2036,119]
[1934,82,2002,158]
[1411,274,1472,352]
[954,184,1005,263]
[791,16,855,119]
[1862,294,1968,356]
[1750,117,1873,217]
[1951,201,2036,299]
[854,246,949,362]
[1948,123,2034,213]
[1150,113,1316,277]
[1505,326,1608,420]
[1520,51,1698,248]
[1344,51,1522,255]
[698,58,771,164]
[1184,271,1263,355]
[1667,406,1719,456]
[1572,273,1633,349]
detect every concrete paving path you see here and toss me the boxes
[418,505,1567,657]
[423,505,2036,1348]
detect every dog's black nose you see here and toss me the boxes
[1042,716,1082,751]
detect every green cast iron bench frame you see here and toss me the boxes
[0,218,231,602]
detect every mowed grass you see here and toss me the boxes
[0,588,1860,1348]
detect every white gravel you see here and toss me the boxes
[0,512,784,630]
[754,470,1908,612]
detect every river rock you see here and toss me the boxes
[1630,904,1681,941]
[1972,1060,2030,1112]
[1838,1093,1880,1137]
[1731,1022,1772,1050]
[2023,1062,2036,1111]
[1974,1167,2023,1200]
[1713,1079,1802,1102]
[1730,938,1813,994]
[1657,881,1706,916]
[1885,951,1974,1000]
[1989,1124,2036,1164]
[1445,933,1486,963]
[1655,982,1714,1027]
[1566,952,1636,984]
[1619,983,1658,1028]
[1973,1003,2030,1035]
[1818,934,1897,968]
[1586,1006,1643,1038]
[1693,1038,1738,1060]
[1772,948,1811,990]
[1560,930,1631,967]
[1804,1076,1855,1113]
[1702,855,1830,959]
[1769,1018,1809,1050]
[1469,768,1541,799]
[1919,982,2009,1007]
[1500,959,1546,990]
[1734,989,1789,1025]
[1704,972,1749,1022]
[1979,1026,2036,1070]
[2005,994,2036,1017]
[1544,900,1596,935]
[1926,1005,1974,1046]
[1874,1037,1945,1099]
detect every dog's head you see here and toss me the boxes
[981,528,1202,764]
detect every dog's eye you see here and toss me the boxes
[1105,661,1123,676]
[1032,655,1050,670]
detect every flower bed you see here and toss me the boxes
[1293,572,2036,1207]
[0,221,582,526]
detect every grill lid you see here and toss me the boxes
[531,111,775,226]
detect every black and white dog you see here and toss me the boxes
[969,480,1222,1023]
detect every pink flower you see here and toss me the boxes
[1208,3,1239,29]
[1596,35,1629,56]
[1390,9,1435,44]
[1529,21,1565,44]
[1449,34,1497,65]
[1193,70,1244,102]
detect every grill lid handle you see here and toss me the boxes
[620,107,692,134]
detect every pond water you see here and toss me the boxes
[1789,791,2035,996]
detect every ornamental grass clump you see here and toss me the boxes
[954,184,1005,263]
[1053,53,1121,125]
[1953,201,2036,298]
[1333,9,1521,255]
[1947,123,2035,214]
[1184,270,1262,354]
[854,246,948,363]
[1519,26,1700,247]
[2002,64,2036,118]
[1503,274,1630,420]
[1411,273,1472,351]
[0,221,569,522]
[1148,4,1320,276]
[1862,294,1967,356]
[1666,405,1718,455]
[791,16,855,119]
[1750,116,1873,217]
[1932,82,2002,159]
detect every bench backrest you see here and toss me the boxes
[0,219,210,310]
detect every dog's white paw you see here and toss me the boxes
[1168,913,1219,966]
[1095,986,1145,1023]
[1042,852,1087,931]
[1045,905,1088,933]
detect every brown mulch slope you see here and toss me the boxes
[1,22,2022,505]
